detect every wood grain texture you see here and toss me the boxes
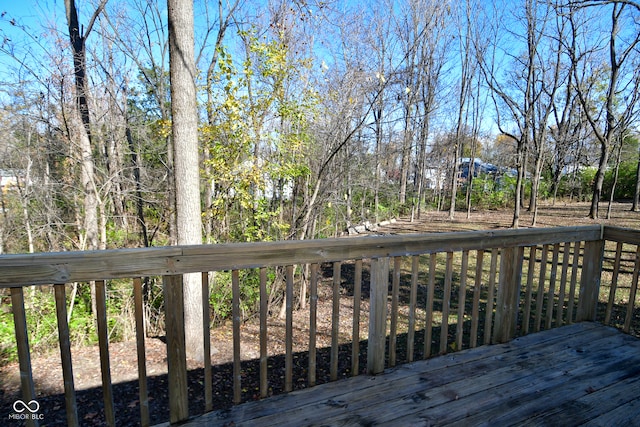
[407,255,419,361]
[133,278,150,427]
[308,263,318,386]
[330,262,340,381]
[605,241,624,324]
[54,284,78,427]
[202,272,213,411]
[389,257,400,367]
[557,242,571,326]
[367,257,389,375]
[0,226,603,288]
[577,239,605,322]
[455,251,468,352]
[285,265,294,390]
[535,245,549,332]
[181,323,640,427]
[94,280,115,426]
[604,225,640,245]
[440,252,453,354]
[493,246,524,343]
[483,248,498,345]
[351,260,362,376]
[231,270,242,402]
[546,243,561,329]
[10,287,38,427]
[162,275,188,422]
[567,240,582,324]
[259,268,268,398]
[424,253,436,358]
[470,250,484,348]
[522,246,536,335]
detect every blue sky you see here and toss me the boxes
[2,0,62,27]
[1,0,64,51]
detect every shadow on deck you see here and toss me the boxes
[174,322,640,426]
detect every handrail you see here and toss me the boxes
[0,225,602,287]
[603,225,640,245]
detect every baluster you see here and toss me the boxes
[54,283,79,427]
[133,278,150,426]
[95,280,115,426]
[11,286,38,427]
[351,260,362,376]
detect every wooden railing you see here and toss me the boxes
[5,224,640,426]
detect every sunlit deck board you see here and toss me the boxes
[177,322,640,426]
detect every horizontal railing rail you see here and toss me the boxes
[0,225,602,287]
[7,224,640,427]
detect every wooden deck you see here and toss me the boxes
[177,322,640,426]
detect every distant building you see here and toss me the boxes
[458,158,499,180]
[0,169,24,192]
[423,167,446,190]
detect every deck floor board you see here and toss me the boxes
[178,323,640,426]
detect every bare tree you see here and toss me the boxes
[451,0,482,220]
[478,0,539,228]
[565,1,640,218]
[64,0,107,251]
[102,0,178,246]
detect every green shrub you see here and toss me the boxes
[0,283,140,366]
[603,161,638,200]
[209,269,275,325]
[468,174,511,209]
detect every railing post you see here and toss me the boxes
[367,257,389,375]
[163,274,189,423]
[576,239,605,322]
[493,246,524,343]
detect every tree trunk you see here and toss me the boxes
[168,0,204,361]
[125,123,149,247]
[399,132,411,205]
[588,143,609,219]
[607,137,624,219]
[448,143,460,219]
[64,0,102,252]
[373,105,383,222]
[512,141,525,229]
[632,149,640,211]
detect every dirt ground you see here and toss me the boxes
[1,202,639,426]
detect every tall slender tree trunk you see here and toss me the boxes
[64,0,103,252]
[512,139,526,229]
[65,0,105,320]
[607,137,624,219]
[125,122,149,247]
[373,105,383,222]
[399,129,412,205]
[168,0,204,361]
[448,142,460,219]
[589,142,610,219]
[632,148,640,211]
